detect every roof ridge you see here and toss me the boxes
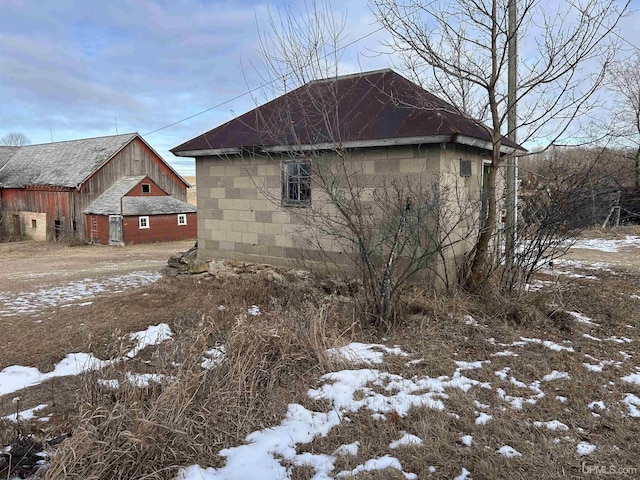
[306,68,394,85]
[25,132,137,147]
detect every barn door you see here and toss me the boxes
[109,215,123,245]
[12,215,21,237]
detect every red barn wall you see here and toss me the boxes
[125,177,168,197]
[75,137,189,240]
[85,214,110,244]
[122,212,197,244]
[1,187,76,239]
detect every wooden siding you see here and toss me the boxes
[75,138,188,240]
[86,214,110,244]
[1,187,75,239]
[124,177,168,197]
[122,213,197,244]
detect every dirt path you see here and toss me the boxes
[561,244,640,273]
[0,240,194,292]
[0,240,195,369]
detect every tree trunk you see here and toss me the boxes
[635,145,640,188]
[467,154,500,290]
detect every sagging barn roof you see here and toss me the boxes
[0,133,188,189]
[84,176,196,216]
[172,69,524,157]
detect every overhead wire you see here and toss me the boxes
[143,1,640,137]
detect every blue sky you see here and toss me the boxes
[1,0,638,175]
[0,0,388,175]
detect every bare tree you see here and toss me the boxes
[249,1,477,327]
[0,132,31,146]
[608,54,640,188]
[371,0,628,290]
[507,146,620,290]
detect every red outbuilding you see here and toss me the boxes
[0,133,196,244]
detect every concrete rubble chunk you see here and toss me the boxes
[164,246,210,275]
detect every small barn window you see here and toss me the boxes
[139,216,150,229]
[177,214,187,225]
[141,183,151,194]
[460,159,472,177]
[31,219,37,228]
[281,160,311,207]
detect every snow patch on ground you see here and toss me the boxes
[327,342,408,365]
[542,370,571,382]
[576,442,596,456]
[569,311,599,326]
[497,445,522,458]
[3,404,47,422]
[389,432,423,449]
[621,369,640,386]
[0,271,161,317]
[201,346,225,370]
[571,236,640,252]
[622,394,640,417]
[533,420,569,431]
[333,441,359,457]
[475,412,493,425]
[520,337,574,352]
[0,323,173,397]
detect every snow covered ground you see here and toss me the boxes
[570,235,640,252]
[174,322,639,480]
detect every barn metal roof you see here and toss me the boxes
[172,69,524,156]
[0,133,189,189]
[84,176,196,216]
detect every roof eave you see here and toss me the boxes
[455,134,527,155]
[172,134,525,157]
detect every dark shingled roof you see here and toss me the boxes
[84,176,196,216]
[172,69,523,155]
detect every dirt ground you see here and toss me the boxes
[0,240,195,369]
[0,240,194,292]
[1,236,638,371]
[562,245,640,272]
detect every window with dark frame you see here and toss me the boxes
[141,183,151,194]
[460,159,472,177]
[281,160,311,206]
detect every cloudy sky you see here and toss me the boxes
[1,0,638,176]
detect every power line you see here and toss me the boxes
[144,1,640,137]
[143,20,390,136]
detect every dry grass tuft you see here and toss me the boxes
[44,278,346,480]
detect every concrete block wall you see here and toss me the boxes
[195,144,486,280]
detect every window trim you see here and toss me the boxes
[177,213,187,226]
[281,159,311,207]
[139,216,150,229]
[141,183,151,194]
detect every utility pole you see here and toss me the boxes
[505,0,518,269]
